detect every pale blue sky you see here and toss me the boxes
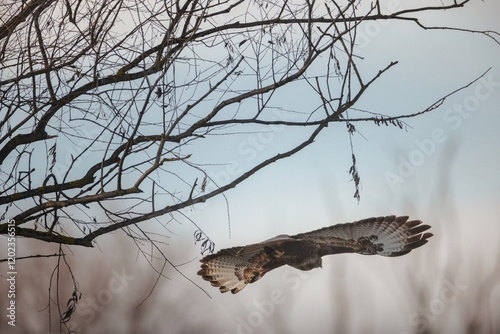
[62,1,500,332]
[5,1,499,333]
[162,2,500,333]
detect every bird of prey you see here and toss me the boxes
[197,215,432,294]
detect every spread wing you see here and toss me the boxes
[198,215,432,294]
[293,215,432,257]
[197,236,301,294]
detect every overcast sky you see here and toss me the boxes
[4,1,499,333]
[164,1,500,333]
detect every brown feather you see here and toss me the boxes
[198,215,432,293]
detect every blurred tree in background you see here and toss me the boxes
[0,0,497,330]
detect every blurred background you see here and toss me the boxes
[1,0,500,333]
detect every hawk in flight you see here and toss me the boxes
[198,216,432,294]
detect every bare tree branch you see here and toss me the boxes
[0,0,497,321]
